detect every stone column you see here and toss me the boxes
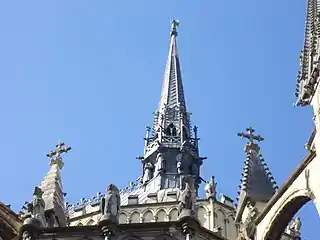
[19,218,41,240]
[98,216,119,240]
[177,216,200,240]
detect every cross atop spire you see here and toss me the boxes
[237,127,264,143]
[46,142,71,169]
[235,127,277,223]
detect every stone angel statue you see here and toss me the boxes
[100,184,121,224]
[205,176,217,199]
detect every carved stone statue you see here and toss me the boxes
[178,176,196,218]
[22,186,46,228]
[154,152,165,176]
[204,176,217,199]
[176,153,183,174]
[100,184,121,224]
[237,202,258,240]
[289,217,302,236]
[142,162,154,184]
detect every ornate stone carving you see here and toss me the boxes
[289,217,302,238]
[98,184,121,240]
[237,202,258,240]
[142,162,154,184]
[176,153,183,174]
[99,184,121,224]
[204,176,217,199]
[21,187,46,228]
[178,176,196,219]
[154,152,165,176]
[46,142,71,170]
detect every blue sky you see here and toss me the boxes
[0,0,318,238]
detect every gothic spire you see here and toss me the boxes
[235,128,278,222]
[295,0,320,106]
[157,19,188,123]
[137,19,202,195]
[39,142,71,227]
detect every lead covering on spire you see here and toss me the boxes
[157,19,188,127]
[235,128,278,222]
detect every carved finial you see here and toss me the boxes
[46,142,71,169]
[170,18,179,36]
[237,127,264,143]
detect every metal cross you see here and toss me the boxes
[237,127,264,143]
[46,142,71,169]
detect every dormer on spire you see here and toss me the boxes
[235,128,278,223]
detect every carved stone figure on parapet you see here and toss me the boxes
[204,176,217,199]
[21,186,46,228]
[99,184,121,239]
[176,153,183,174]
[99,184,121,225]
[154,152,165,176]
[178,176,196,219]
[237,202,258,240]
[142,162,154,184]
[19,187,46,240]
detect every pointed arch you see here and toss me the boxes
[119,211,128,224]
[214,208,227,238]
[197,206,209,229]
[165,123,177,136]
[155,208,167,222]
[227,214,237,240]
[129,211,141,224]
[168,208,178,221]
[142,209,154,223]
[263,189,314,240]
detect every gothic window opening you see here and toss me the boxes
[165,123,177,136]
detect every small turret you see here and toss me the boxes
[235,127,278,223]
[39,142,71,227]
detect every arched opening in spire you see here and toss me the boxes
[165,123,177,136]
